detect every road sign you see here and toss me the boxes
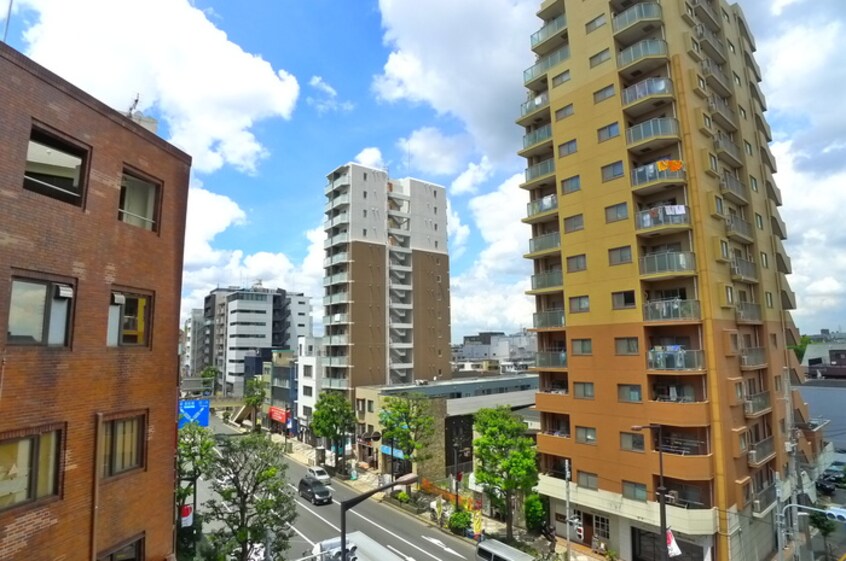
[178,399,210,428]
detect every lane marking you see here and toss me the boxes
[287,522,315,547]
[387,544,416,560]
[422,535,466,559]
[287,483,341,532]
[344,508,450,561]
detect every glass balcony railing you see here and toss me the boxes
[639,251,696,275]
[714,136,742,162]
[527,194,558,217]
[626,117,679,146]
[710,95,736,120]
[520,91,550,117]
[725,215,753,239]
[697,24,726,56]
[531,13,567,47]
[630,163,685,187]
[613,2,662,33]
[701,59,730,88]
[647,348,705,370]
[531,269,563,290]
[732,258,758,281]
[536,350,568,368]
[735,302,762,322]
[720,174,747,201]
[740,347,767,368]
[525,158,555,182]
[534,309,565,328]
[524,45,570,83]
[643,299,701,322]
[635,205,690,230]
[617,39,667,68]
[745,390,771,416]
[528,231,560,253]
[749,435,775,460]
[622,77,673,106]
[752,484,777,514]
[523,123,553,149]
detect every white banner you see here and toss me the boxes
[667,529,683,558]
[181,505,194,528]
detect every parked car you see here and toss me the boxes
[307,466,332,484]
[823,468,845,484]
[816,479,837,496]
[298,476,333,505]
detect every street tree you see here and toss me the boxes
[201,366,221,394]
[473,406,538,541]
[203,433,296,561]
[311,391,356,473]
[244,378,267,431]
[176,422,216,559]
[379,393,435,469]
[810,512,837,561]
[788,335,812,362]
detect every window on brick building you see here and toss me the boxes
[98,536,145,561]
[101,413,146,478]
[107,291,152,347]
[23,126,89,206]
[8,277,73,346]
[0,425,61,510]
[119,170,160,232]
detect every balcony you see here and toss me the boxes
[324,212,349,229]
[324,272,349,286]
[323,252,349,267]
[524,45,570,88]
[621,77,674,118]
[324,231,350,248]
[775,238,792,274]
[323,292,351,306]
[522,158,556,190]
[693,0,720,31]
[520,123,553,157]
[643,299,701,323]
[630,163,686,195]
[700,59,732,97]
[709,96,737,132]
[719,175,748,205]
[735,302,762,324]
[770,201,787,239]
[324,377,350,389]
[740,348,767,371]
[612,2,662,46]
[325,334,349,346]
[525,231,561,256]
[745,49,762,83]
[731,258,759,283]
[626,117,679,153]
[696,24,726,63]
[531,13,567,54]
[752,484,777,517]
[781,282,797,310]
[518,91,550,125]
[529,270,563,293]
[324,312,350,324]
[536,350,568,369]
[748,436,776,467]
[639,251,696,279]
[647,348,705,371]
[760,134,777,172]
[713,136,743,168]
[647,398,710,427]
[534,309,566,329]
[635,205,691,236]
[755,111,773,142]
[725,216,754,243]
[766,180,782,206]
[324,193,351,211]
[749,77,768,111]
[617,39,668,80]
[325,356,349,367]
[525,194,558,223]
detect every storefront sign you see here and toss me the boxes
[269,406,287,423]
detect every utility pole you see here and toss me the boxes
[784,366,801,561]
[565,459,572,561]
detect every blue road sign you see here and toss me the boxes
[178,399,210,428]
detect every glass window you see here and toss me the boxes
[555,104,574,121]
[703,114,712,128]
[367,400,374,412]
[0,426,61,510]
[585,13,606,33]
[615,337,639,355]
[589,48,611,68]
[107,292,151,347]
[567,254,587,272]
[101,414,145,477]
[564,214,584,233]
[8,278,73,346]
[98,537,144,561]
[572,340,592,355]
[558,139,578,157]
[598,122,620,142]
[709,153,719,171]
[749,175,758,191]
[725,285,734,305]
[578,471,598,490]
[561,175,580,193]
[303,385,313,396]
[720,240,730,259]
[552,70,571,87]
[574,382,594,398]
[728,40,735,53]
[605,202,628,223]
[119,171,160,231]
[734,72,742,86]
[595,515,610,539]
[618,385,642,402]
[755,213,764,229]
[608,246,632,265]
[576,426,597,444]
[601,160,624,181]
[765,292,774,308]
[745,141,753,155]
[621,432,645,451]
[761,252,769,268]
[593,85,615,103]
[612,290,636,309]
[569,296,590,313]
[715,196,724,215]
[24,127,88,205]
[623,481,647,501]
[739,105,747,119]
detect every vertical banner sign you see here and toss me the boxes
[181,505,194,528]
[667,529,683,558]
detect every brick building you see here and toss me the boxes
[0,42,190,560]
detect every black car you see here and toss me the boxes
[823,469,845,484]
[298,476,333,505]
[816,479,837,496]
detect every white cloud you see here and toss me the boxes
[306,75,354,114]
[184,185,247,268]
[17,0,299,174]
[354,147,385,169]
[450,157,493,196]
[446,198,470,260]
[374,0,537,163]
[397,127,471,176]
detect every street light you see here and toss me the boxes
[632,423,668,561]
[340,472,418,560]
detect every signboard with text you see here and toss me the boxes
[178,399,210,428]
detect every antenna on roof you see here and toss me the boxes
[127,93,140,116]
[3,0,14,44]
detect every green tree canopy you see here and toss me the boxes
[379,393,435,466]
[176,422,216,560]
[789,335,812,362]
[810,512,837,561]
[473,406,538,541]
[311,391,356,473]
[244,378,268,430]
[203,434,296,561]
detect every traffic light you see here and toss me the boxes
[456,471,464,482]
[825,507,846,522]
[575,525,584,541]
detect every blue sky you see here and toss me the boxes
[3,0,846,342]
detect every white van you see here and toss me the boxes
[475,539,536,561]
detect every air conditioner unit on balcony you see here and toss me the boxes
[785,441,796,453]
[744,400,754,414]
[740,355,750,366]
[695,24,705,38]
[752,499,761,512]
[666,490,679,504]
[709,100,717,113]
[748,450,757,464]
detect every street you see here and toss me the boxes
[202,415,477,561]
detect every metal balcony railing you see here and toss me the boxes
[635,205,690,230]
[647,348,704,370]
[732,258,758,281]
[740,347,767,368]
[527,194,558,218]
[630,163,685,187]
[725,215,753,239]
[720,175,748,201]
[735,302,762,322]
[639,251,696,275]
[643,299,701,322]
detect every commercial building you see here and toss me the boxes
[518,2,819,561]
[0,43,190,559]
[297,335,324,444]
[323,163,451,390]
[182,308,204,376]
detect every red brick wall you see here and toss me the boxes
[0,43,190,560]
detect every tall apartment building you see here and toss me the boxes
[0,43,190,559]
[182,308,205,376]
[519,3,821,561]
[323,163,451,389]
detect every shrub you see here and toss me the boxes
[524,493,546,532]
[448,510,472,534]
[395,491,410,503]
